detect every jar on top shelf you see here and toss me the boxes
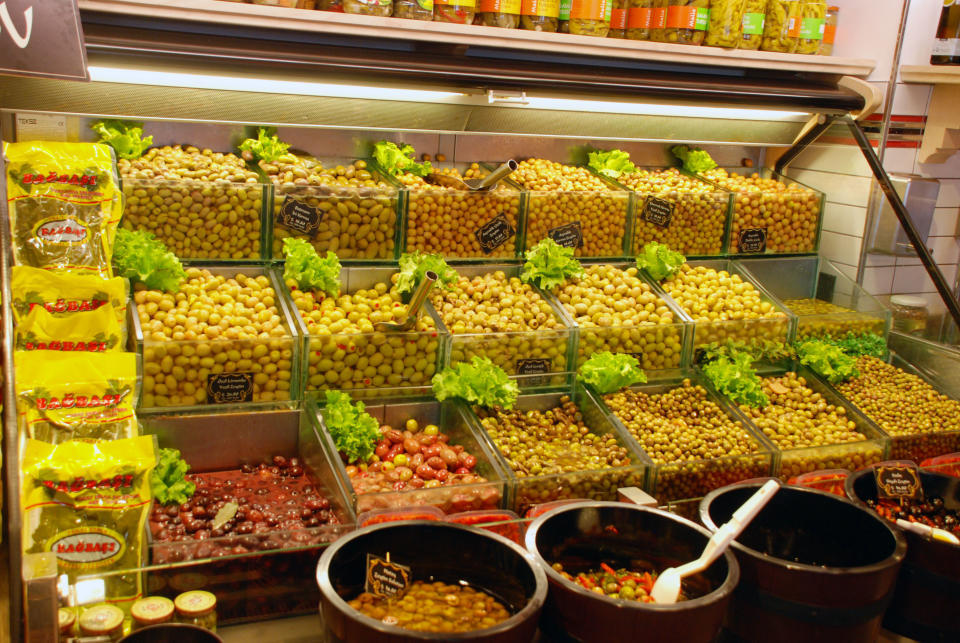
[818,5,838,55]
[343,0,393,14]
[793,0,826,54]
[609,0,628,37]
[569,0,613,36]
[760,0,800,53]
[739,0,766,49]
[521,0,560,30]
[435,0,476,22]
[648,0,668,41]
[662,0,709,45]
[626,0,652,40]
[479,0,522,27]
[704,0,746,48]
[395,0,434,19]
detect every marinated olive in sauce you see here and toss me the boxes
[348,580,511,632]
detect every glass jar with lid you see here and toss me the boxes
[479,0,522,27]
[175,590,218,632]
[343,0,393,14]
[434,0,476,22]
[704,0,747,48]
[609,0,628,37]
[626,0,652,40]
[521,0,559,30]
[793,0,826,54]
[739,0,766,49]
[662,0,709,45]
[760,0,800,53]
[818,5,837,55]
[395,0,434,19]
[569,0,613,36]
[132,596,175,631]
[79,604,124,642]
[648,0,668,41]
[58,608,76,641]
[890,295,929,335]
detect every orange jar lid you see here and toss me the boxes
[132,596,175,626]
[175,590,217,617]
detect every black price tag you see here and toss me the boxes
[474,214,515,254]
[816,272,837,303]
[277,196,324,237]
[516,358,551,375]
[547,221,584,249]
[874,465,924,501]
[365,554,411,598]
[642,196,675,229]
[206,372,254,404]
[737,228,767,253]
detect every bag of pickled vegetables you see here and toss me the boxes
[16,304,123,353]
[22,436,157,607]
[10,266,128,329]
[4,142,123,279]
[15,351,138,444]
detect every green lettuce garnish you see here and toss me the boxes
[671,145,718,174]
[432,356,519,410]
[150,448,195,506]
[91,119,153,160]
[703,350,769,409]
[520,238,584,291]
[587,149,636,180]
[578,352,647,394]
[396,251,459,297]
[795,340,859,384]
[636,242,686,281]
[283,238,341,297]
[819,331,888,359]
[322,391,382,464]
[373,141,433,178]
[113,229,186,293]
[239,127,290,164]
[697,338,795,366]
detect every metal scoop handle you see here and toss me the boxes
[475,159,519,191]
[374,270,437,332]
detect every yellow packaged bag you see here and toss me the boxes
[22,436,157,607]
[11,265,128,328]
[17,304,123,353]
[4,141,123,278]
[15,351,138,444]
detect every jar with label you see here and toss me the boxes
[318,0,344,9]
[175,591,218,632]
[818,5,837,55]
[79,604,125,642]
[435,0,476,21]
[662,0,709,45]
[569,0,612,36]
[760,0,799,52]
[58,608,76,641]
[704,0,746,48]
[626,0,652,40]
[395,0,434,19]
[480,0,521,27]
[521,0,559,30]
[343,0,393,14]
[131,596,175,631]
[739,0,766,49]
[609,0,628,37]
[793,0,825,54]
[559,0,571,31]
[890,295,929,335]
[648,0,669,40]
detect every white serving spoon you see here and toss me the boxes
[650,479,780,604]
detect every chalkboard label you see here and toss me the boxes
[206,372,254,404]
[365,554,410,598]
[547,221,583,249]
[816,272,837,303]
[875,465,923,500]
[277,196,323,237]
[738,228,767,253]
[642,196,675,228]
[475,214,515,254]
[516,358,551,375]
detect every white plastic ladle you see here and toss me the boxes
[650,479,780,604]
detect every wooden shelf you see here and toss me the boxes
[899,65,960,163]
[900,64,960,84]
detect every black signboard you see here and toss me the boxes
[737,228,767,253]
[875,465,923,501]
[365,554,410,598]
[207,372,254,404]
[474,214,515,254]
[642,196,675,228]
[516,358,551,375]
[277,196,324,237]
[0,0,88,81]
[547,221,583,249]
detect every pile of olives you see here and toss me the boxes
[553,264,683,369]
[511,159,629,257]
[603,380,768,501]
[474,395,642,513]
[782,298,886,341]
[264,157,397,260]
[621,168,729,256]
[836,356,960,461]
[430,270,570,375]
[288,273,440,391]
[119,146,263,260]
[739,372,881,479]
[135,268,293,407]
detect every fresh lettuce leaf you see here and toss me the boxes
[395,251,459,297]
[578,352,647,394]
[703,351,769,409]
[322,391,382,464]
[671,145,718,174]
[432,356,519,410]
[150,448,195,506]
[795,340,859,384]
[91,120,153,160]
[636,242,686,281]
[113,229,186,293]
[587,149,636,179]
[697,338,795,366]
[239,127,290,163]
[283,238,340,297]
[520,238,584,291]
[819,331,888,359]
[373,141,433,178]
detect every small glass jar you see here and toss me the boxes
[521,0,559,31]
[662,0,709,45]
[760,0,800,53]
[78,604,124,642]
[626,0,652,40]
[705,0,746,48]
[58,608,76,641]
[648,0,669,41]
[739,0,766,49]
[395,0,434,19]
[890,295,929,335]
[175,590,218,632]
[569,0,612,37]
[558,0,571,31]
[318,0,344,9]
[609,0,628,37]
[434,0,476,22]
[479,0,521,27]
[343,0,393,14]
[818,5,837,55]
[132,596,175,631]
[793,0,826,54]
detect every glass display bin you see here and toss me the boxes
[596,371,774,503]
[312,397,508,515]
[462,383,650,515]
[282,265,446,395]
[267,156,402,262]
[696,167,825,256]
[737,256,891,343]
[130,265,301,410]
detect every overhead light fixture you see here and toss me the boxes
[519,96,810,121]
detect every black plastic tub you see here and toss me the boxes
[316,520,547,642]
[700,481,906,643]
[525,502,738,643]
[119,623,222,642]
[846,468,960,642]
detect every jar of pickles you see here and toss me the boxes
[175,590,218,632]
[395,0,434,19]
[78,604,124,642]
[521,0,559,30]
[663,0,709,45]
[793,0,826,54]
[819,5,837,55]
[626,0,652,39]
[559,0,571,31]
[648,0,668,40]
[760,0,800,52]
[318,0,344,8]
[609,0,628,36]
[739,0,766,49]
[890,295,929,335]
[58,608,76,641]
[343,0,393,14]
[705,0,746,48]
[569,0,613,36]
[435,0,476,21]
[479,0,521,26]
[132,596,175,631]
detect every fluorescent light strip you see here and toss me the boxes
[521,96,810,121]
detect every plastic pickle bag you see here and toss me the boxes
[4,141,123,278]
[16,304,123,353]
[11,265,128,329]
[15,351,138,444]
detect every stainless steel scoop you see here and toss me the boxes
[374,270,438,332]
[425,159,518,191]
